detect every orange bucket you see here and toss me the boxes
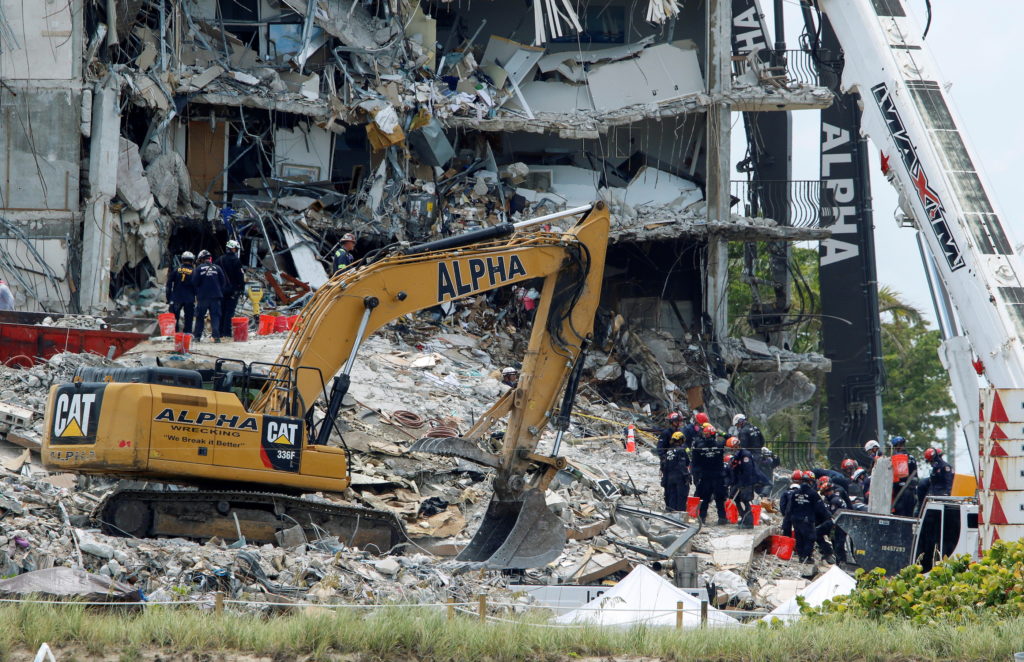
[158,312,176,336]
[258,315,276,335]
[751,503,762,526]
[173,332,191,353]
[724,499,739,524]
[771,535,796,560]
[231,317,249,342]
[686,496,701,518]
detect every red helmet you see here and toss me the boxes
[667,411,683,424]
[791,470,803,482]
[819,478,833,492]
[695,412,710,425]
[702,425,717,438]
[725,436,740,448]
[724,454,734,464]
[924,448,943,462]
[841,458,859,472]
[802,470,816,482]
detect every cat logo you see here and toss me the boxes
[260,416,302,472]
[52,390,99,439]
[266,420,298,446]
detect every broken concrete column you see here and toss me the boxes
[80,74,120,313]
[704,0,732,340]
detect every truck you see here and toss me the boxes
[42,202,611,569]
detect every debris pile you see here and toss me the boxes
[0,311,830,615]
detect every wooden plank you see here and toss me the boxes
[576,558,632,585]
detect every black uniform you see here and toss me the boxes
[923,457,954,497]
[216,250,245,338]
[190,261,227,341]
[730,448,768,527]
[737,423,765,450]
[821,490,848,563]
[785,483,831,561]
[662,445,691,512]
[165,260,196,334]
[892,452,919,517]
[779,483,798,537]
[692,435,727,523]
[656,426,684,466]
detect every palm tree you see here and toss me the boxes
[877,286,927,353]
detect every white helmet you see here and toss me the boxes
[864,439,880,453]
[501,367,518,376]
[226,239,240,250]
[181,251,195,260]
[732,413,746,425]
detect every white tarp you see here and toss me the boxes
[761,565,856,623]
[555,565,741,628]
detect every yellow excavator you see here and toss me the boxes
[42,202,609,568]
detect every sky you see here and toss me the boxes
[755,0,1024,325]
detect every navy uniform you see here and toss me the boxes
[786,480,831,562]
[820,487,848,564]
[190,254,227,342]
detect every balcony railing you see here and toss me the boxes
[731,48,822,89]
[730,179,837,229]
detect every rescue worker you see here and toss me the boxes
[166,251,197,334]
[331,233,357,274]
[661,431,691,512]
[864,439,882,468]
[785,470,830,564]
[190,250,227,342]
[779,471,802,537]
[731,413,765,450]
[840,459,863,498]
[818,475,854,509]
[681,411,709,448]
[691,424,727,525]
[851,467,870,504]
[890,436,918,517]
[500,366,519,388]
[819,478,848,564]
[920,447,954,498]
[812,466,852,494]
[216,239,245,339]
[726,436,768,528]
[657,411,686,465]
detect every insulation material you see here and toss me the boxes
[532,0,583,46]
[647,0,682,24]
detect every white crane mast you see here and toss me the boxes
[817,0,1024,547]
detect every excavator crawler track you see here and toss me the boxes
[98,489,405,554]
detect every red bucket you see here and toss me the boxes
[686,496,701,518]
[771,535,796,560]
[173,332,191,353]
[258,315,276,335]
[231,317,249,342]
[751,503,762,526]
[158,312,176,336]
[724,499,739,524]
[274,315,289,332]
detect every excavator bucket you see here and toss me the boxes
[458,488,566,568]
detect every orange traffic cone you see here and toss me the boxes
[625,424,636,452]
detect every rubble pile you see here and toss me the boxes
[0,309,820,614]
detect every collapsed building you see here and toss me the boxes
[0,0,833,418]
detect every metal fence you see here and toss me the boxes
[769,439,826,470]
[730,179,836,229]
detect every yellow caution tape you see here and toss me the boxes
[571,411,657,441]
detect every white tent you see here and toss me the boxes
[761,565,856,623]
[555,565,741,628]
